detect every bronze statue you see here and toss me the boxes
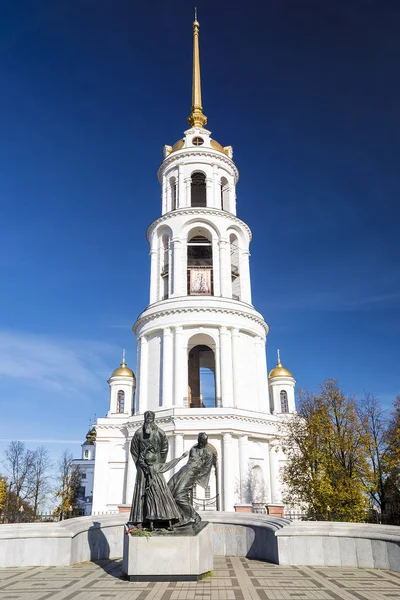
[168,432,215,526]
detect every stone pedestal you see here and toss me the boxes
[122,522,213,581]
[267,504,285,517]
[234,504,253,513]
[118,505,131,513]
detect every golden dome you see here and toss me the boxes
[269,350,294,379]
[111,351,135,378]
[167,137,229,156]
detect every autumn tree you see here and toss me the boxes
[385,396,400,511]
[53,450,82,520]
[0,476,7,514]
[280,380,371,520]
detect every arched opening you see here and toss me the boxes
[161,234,169,299]
[191,172,206,207]
[192,443,219,511]
[187,231,213,295]
[220,177,229,211]
[230,233,240,300]
[117,390,125,413]
[280,390,289,413]
[188,345,216,408]
[170,176,177,211]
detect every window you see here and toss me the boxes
[280,390,289,413]
[81,473,87,480]
[117,390,125,413]
[230,233,240,300]
[84,450,89,459]
[187,235,213,295]
[161,234,169,299]
[192,137,204,146]
[191,172,206,207]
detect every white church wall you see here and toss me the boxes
[146,331,162,410]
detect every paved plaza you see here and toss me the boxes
[0,556,399,600]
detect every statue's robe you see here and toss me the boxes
[128,425,168,525]
[168,443,214,525]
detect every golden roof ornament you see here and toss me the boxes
[269,349,294,379]
[111,349,135,378]
[187,8,208,128]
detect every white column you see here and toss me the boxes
[212,237,220,296]
[138,335,148,414]
[206,176,213,208]
[91,440,109,514]
[185,177,191,207]
[231,328,241,408]
[178,166,185,208]
[240,249,252,304]
[264,441,272,504]
[162,328,173,407]
[219,239,231,297]
[172,237,184,297]
[220,326,233,407]
[149,248,158,304]
[239,434,249,503]
[162,173,167,214]
[174,433,184,475]
[124,438,136,505]
[223,433,234,511]
[269,442,282,504]
[255,336,269,413]
[212,164,219,209]
[173,326,186,406]
[215,341,222,407]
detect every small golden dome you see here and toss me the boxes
[210,139,229,156]
[111,351,135,378]
[167,137,230,157]
[269,350,294,379]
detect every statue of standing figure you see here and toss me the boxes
[128,413,214,530]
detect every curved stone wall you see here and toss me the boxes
[0,513,398,573]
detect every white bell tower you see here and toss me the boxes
[92,14,296,517]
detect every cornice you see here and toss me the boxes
[158,149,239,183]
[146,208,252,242]
[133,304,269,335]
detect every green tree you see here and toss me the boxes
[281,380,371,521]
[385,396,400,511]
[53,451,82,520]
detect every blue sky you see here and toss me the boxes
[0,0,399,464]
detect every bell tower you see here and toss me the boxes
[134,14,268,414]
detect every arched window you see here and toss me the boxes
[117,390,125,413]
[170,177,177,211]
[188,344,216,408]
[191,172,206,207]
[84,449,89,459]
[187,234,213,295]
[220,177,229,211]
[280,390,288,413]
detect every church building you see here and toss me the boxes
[91,15,296,516]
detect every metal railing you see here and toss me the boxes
[193,495,219,511]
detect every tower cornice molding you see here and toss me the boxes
[158,150,239,182]
[133,304,269,335]
[147,207,252,242]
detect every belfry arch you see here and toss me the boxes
[187,333,216,408]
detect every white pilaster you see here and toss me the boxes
[220,326,233,406]
[138,336,148,414]
[178,166,185,209]
[222,432,234,511]
[124,438,136,505]
[240,249,252,304]
[162,328,173,407]
[255,336,269,413]
[162,173,167,214]
[174,326,186,406]
[231,328,241,408]
[149,248,158,304]
[91,440,110,514]
[212,163,219,208]
[172,237,184,297]
[185,177,191,208]
[269,442,283,504]
[239,434,249,503]
[219,239,231,298]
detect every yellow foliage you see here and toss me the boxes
[0,477,7,512]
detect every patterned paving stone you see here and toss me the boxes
[0,557,399,600]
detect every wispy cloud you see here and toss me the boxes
[0,330,118,396]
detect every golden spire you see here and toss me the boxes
[187,8,207,128]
